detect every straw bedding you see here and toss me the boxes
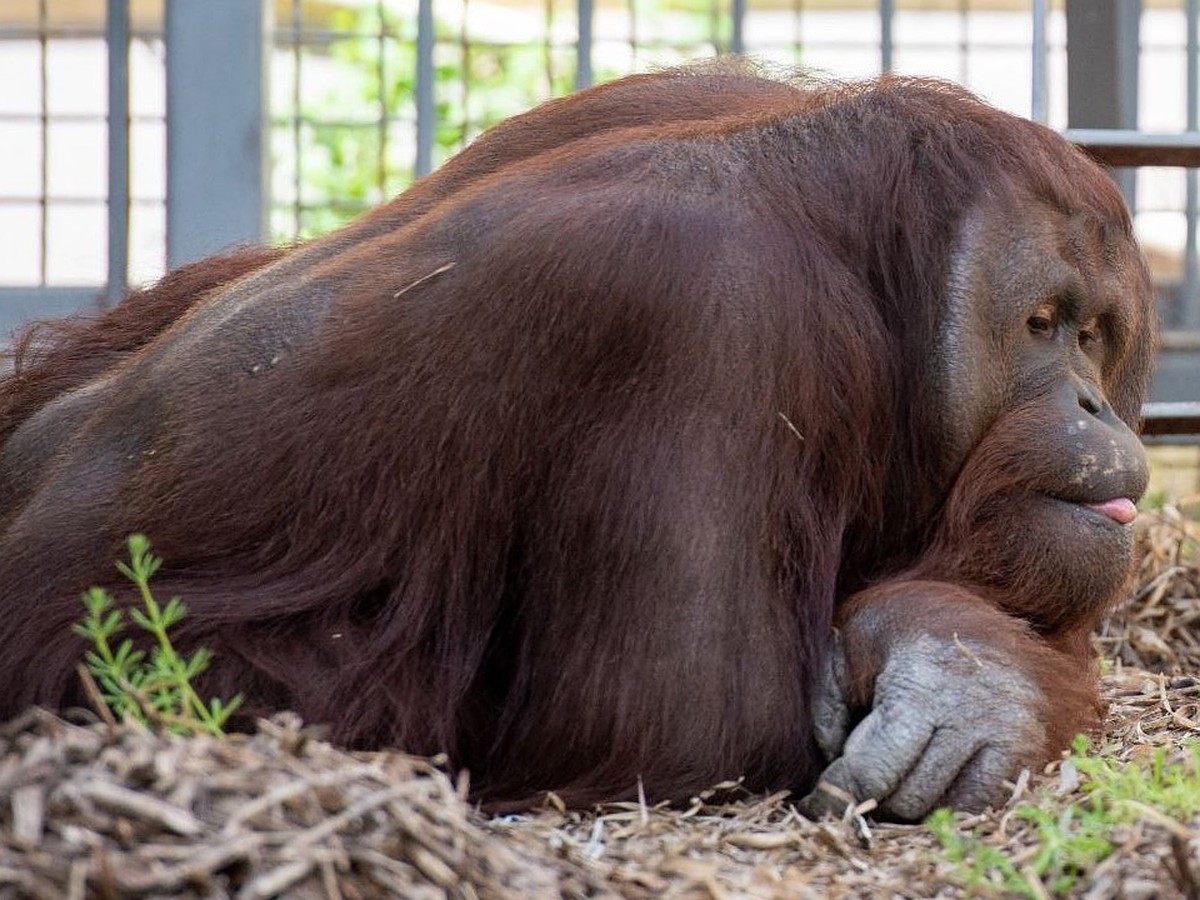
[1,505,1198,899]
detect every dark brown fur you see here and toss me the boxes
[0,64,1156,809]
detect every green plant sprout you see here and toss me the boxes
[929,735,1200,897]
[73,534,242,737]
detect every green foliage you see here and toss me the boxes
[927,808,1027,895]
[277,4,571,240]
[73,534,242,737]
[275,0,740,241]
[929,735,1200,896]
[1138,488,1167,511]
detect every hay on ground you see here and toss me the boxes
[1,506,1199,899]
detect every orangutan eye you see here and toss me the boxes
[1027,314,1055,336]
[1027,302,1058,337]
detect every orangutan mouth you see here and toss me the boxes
[1082,497,1138,525]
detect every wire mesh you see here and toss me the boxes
[0,0,1196,339]
[0,0,164,291]
[269,0,808,240]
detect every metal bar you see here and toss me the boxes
[958,0,968,85]
[291,0,301,235]
[415,0,434,177]
[1066,1,1141,205]
[0,287,105,334]
[628,0,637,67]
[377,0,388,197]
[1161,329,1200,351]
[794,0,805,61]
[38,0,48,286]
[1065,129,1200,148]
[165,0,266,268]
[543,0,554,94]
[1141,402,1200,437]
[1185,0,1199,328]
[105,0,130,303]
[1064,128,1200,167]
[1151,341,1200,409]
[4,25,113,40]
[1031,0,1048,123]
[879,0,894,73]
[575,0,593,90]
[461,0,471,147]
[732,0,746,55]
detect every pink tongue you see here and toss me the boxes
[1086,497,1138,525]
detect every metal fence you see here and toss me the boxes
[0,0,159,322]
[270,0,1061,238]
[1,0,1198,410]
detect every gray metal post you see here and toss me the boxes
[165,0,266,268]
[575,0,593,89]
[1185,0,1199,328]
[106,0,130,302]
[1031,0,1048,123]
[879,0,894,73]
[38,0,48,286]
[731,0,746,55]
[1065,0,1140,206]
[415,0,435,177]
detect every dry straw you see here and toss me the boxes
[1,506,1199,898]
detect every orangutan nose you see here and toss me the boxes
[1076,380,1103,417]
